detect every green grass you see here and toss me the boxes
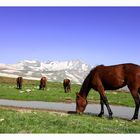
[0,108,140,133]
[0,76,135,107]
[0,77,139,133]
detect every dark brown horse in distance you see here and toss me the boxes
[76,63,140,120]
[16,77,23,89]
[63,79,71,93]
[39,77,47,90]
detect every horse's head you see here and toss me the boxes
[76,93,87,114]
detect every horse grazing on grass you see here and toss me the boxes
[63,79,71,93]
[39,77,47,90]
[76,63,140,120]
[16,77,23,89]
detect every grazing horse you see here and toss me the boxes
[39,77,47,90]
[63,79,71,93]
[76,63,140,120]
[16,77,23,89]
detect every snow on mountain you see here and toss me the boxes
[0,60,91,84]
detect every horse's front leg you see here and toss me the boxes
[103,95,113,119]
[97,84,113,119]
[98,95,104,117]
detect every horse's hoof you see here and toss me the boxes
[98,113,103,117]
[98,115,102,117]
[108,116,113,120]
[130,117,138,121]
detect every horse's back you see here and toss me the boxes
[91,63,140,90]
[16,77,23,89]
[64,79,70,84]
[63,79,71,87]
[92,63,140,76]
[91,64,124,78]
[41,77,47,83]
[123,63,140,74]
[123,64,140,88]
[17,77,23,83]
[40,77,47,89]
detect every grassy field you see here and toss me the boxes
[0,76,139,134]
[0,107,140,133]
[0,76,135,107]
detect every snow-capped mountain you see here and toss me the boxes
[0,60,91,84]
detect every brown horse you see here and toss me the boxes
[76,63,140,120]
[16,77,23,89]
[39,77,47,90]
[63,79,71,93]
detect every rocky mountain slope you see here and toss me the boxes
[0,60,91,84]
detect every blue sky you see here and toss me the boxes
[0,7,140,65]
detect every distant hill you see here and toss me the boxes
[0,60,91,84]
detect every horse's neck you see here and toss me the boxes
[79,73,91,98]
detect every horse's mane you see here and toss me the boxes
[91,64,105,71]
[96,64,104,67]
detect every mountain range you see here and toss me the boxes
[0,60,92,84]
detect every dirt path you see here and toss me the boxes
[0,99,139,120]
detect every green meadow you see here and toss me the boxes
[0,76,139,133]
[0,107,140,133]
[0,76,135,107]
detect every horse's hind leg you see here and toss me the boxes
[19,83,22,89]
[129,88,140,120]
[17,83,19,89]
[39,85,41,90]
[17,83,20,89]
[98,95,104,117]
